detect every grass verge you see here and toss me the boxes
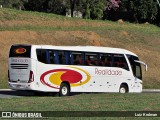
[0,93,160,119]
[0,93,160,111]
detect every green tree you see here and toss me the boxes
[0,0,13,8]
[48,0,69,15]
[126,0,158,23]
[26,0,48,12]
[0,0,26,9]
[70,0,77,17]
[91,0,105,19]
[82,0,105,20]
[69,0,84,17]
[84,3,90,19]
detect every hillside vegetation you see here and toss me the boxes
[0,8,160,88]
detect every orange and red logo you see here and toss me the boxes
[14,48,26,54]
[40,66,91,89]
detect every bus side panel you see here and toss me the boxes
[36,62,61,92]
[34,64,137,93]
[71,66,134,93]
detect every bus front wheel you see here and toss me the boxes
[119,84,128,93]
[59,83,70,96]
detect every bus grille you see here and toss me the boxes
[10,64,28,69]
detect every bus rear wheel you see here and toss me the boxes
[119,84,128,93]
[59,83,70,96]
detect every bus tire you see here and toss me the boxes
[59,83,70,96]
[119,84,128,93]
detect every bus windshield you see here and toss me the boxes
[127,55,142,80]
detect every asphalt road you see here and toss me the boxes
[0,89,32,98]
[0,89,160,98]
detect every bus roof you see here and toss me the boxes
[11,44,137,57]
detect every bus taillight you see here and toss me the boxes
[28,70,34,83]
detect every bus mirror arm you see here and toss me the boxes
[144,64,147,71]
[134,60,147,71]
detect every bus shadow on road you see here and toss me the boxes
[0,90,56,97]
[0,90,84,97]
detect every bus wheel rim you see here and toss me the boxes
[62,86,68,95]
[120,87,126,93]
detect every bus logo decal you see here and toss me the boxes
[14,48,26,54]
[40,66,91,89]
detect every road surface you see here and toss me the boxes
[0,89,160,98]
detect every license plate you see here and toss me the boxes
[17,85,21,88]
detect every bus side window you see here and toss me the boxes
[85,53,99,66]
[72,52,83,65]
[48,50,54,64]
[65,51,70,65]
[100,54,112,67]
[58,51,66,64]
[113,54,129,70]
[100,56,106,66]
[36,49,41,61]
[36,49,47,64]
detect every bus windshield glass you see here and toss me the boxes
[127,55,142,79]
[9,45,31,58]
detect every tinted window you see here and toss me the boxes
[127,55,142,79]
[72,52,83,65]
[57,51,66,64]
[9,45,31,58]
[37,49,69,64]
[48,50,55,64]
[36,49,47,63]
[100,54,112,67]
[135,63,142,79]
[113,54,129,70]
[85,53,99,66]
[127,55,139,72]
[36,48,129,71]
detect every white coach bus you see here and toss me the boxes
[8,44,147,96]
